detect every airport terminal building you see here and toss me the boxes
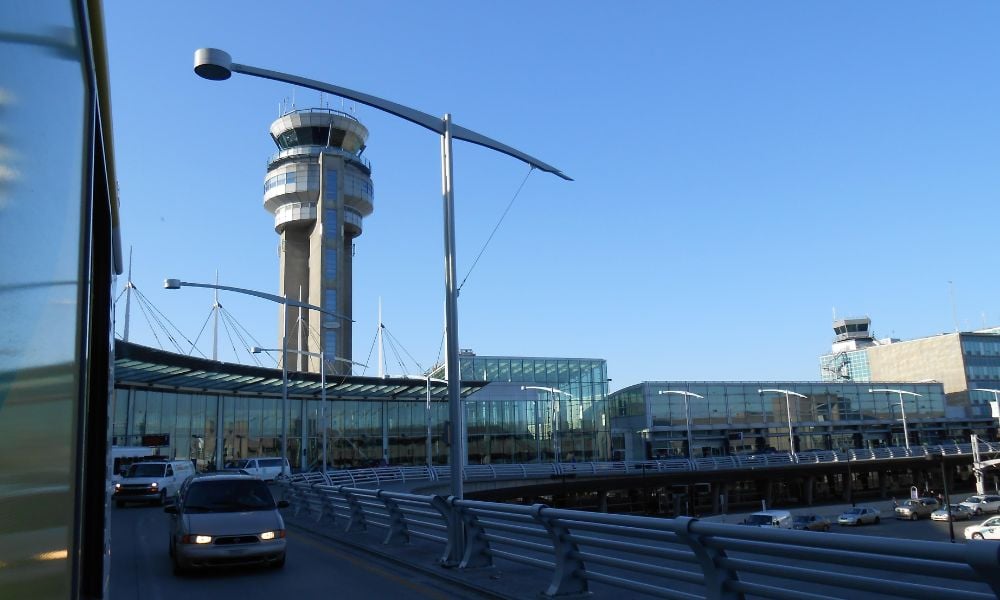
[112,341,611,469]
[608,381,995,461]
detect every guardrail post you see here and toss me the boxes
[534,504,587,597]
[289,484,306,517]
[450,500,492,569]
[674,517,742,600]
[315,487,338,527]
[429,495,454,564]
[341,488,367,533]
[378,491,409,545]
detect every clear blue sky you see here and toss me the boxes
[105,1,1000,390]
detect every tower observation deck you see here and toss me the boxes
[263,108,374,374]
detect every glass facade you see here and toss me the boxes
[112,385,450,470]
[962,335,1000,392]
[112,353,612,470]
[607,381,990,461]
[819,349,871,382]
[432,355,611,463]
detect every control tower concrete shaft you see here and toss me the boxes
[263,108,374,374]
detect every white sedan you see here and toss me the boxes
[837,506,881,526]
[964,516,1000,540]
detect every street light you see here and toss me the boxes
[657,390,704,459]
[165,278,350,471]
[192,49,569,522]
[522,386,574,463]
[758,389,808,455]
[869,388,922,452]
[926,452,956,543]
[252,346,364,473]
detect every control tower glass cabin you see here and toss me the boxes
[263,108,374,374]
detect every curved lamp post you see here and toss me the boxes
[165,278,350,471]
[252,346,364,473]
[657,390,704,459]
[522,386,574,463]
[758,389,807,455]
[869,388,922,452]
[192,48,569,519]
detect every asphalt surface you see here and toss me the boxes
[109,501,490,600]
[109,493,998,600]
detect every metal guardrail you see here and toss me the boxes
[278,479,1000,599]
[293,442,1000,490]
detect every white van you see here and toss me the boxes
[227,457,290,481]
[110,446,162,484]
[113,460,196,506]
[744,510,793,528]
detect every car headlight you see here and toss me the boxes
[114,483,120,490]
[260,530,285,541]
[182,535,213,544]
[150,482,158,488]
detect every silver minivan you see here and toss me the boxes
[165,473,288,573]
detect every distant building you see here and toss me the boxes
[819,317,1000,418]
[431,351,611,464]
[608,381,995,461]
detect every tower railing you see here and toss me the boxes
[267,144,371,172]
[277,106,361,122]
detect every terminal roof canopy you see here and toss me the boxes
[114,341,486,400]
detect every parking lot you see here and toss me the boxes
[704,498,991,543]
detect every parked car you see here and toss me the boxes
[894,498,940,520]
[743,510,793,528]
[837,506,880,526]
[165,473,289,574]
[959,495,1000,516]
[964,516,1000,540]
[931,504,973,522]
[113,460,196,507]
[792,514,831,531]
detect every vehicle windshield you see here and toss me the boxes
[183,479,276,513]
[843,508,863,515]
[792,516,813,523]
[966,496,984,503]
[126,463,166,478]
[225,460,250,469]
[746,514,777,525]
[900,500,918,507]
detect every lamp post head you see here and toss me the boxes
[164,278,181,289]
[250,346,264,354]
[194,48,233,81]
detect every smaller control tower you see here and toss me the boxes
[263,108,374,374]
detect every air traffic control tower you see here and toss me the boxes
[263,108,374,374]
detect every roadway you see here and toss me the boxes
[109,502,493,600]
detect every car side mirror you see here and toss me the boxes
[163,505,178,514]
[277,500,289,509]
